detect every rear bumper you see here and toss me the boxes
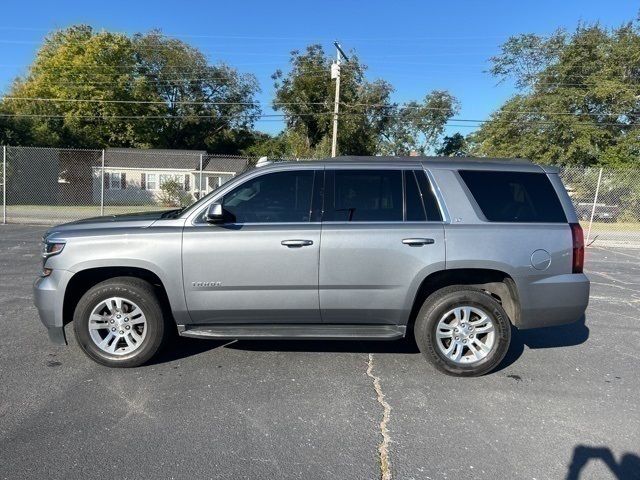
[33,269,72,345]
[518,273,590,329]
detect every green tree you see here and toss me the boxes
[272,44,390,157]
[0,25,260,151]
[272,44,458,157]
[436,132,467,156]
[471,20,640,167]
[133,31,260,152]
[379,91,459,156]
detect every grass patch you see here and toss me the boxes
[580,221,640,232]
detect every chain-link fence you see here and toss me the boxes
[1,146,639,248]
[558,167,640,248]
[0,146,251,225]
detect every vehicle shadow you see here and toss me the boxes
[495,314,589,372]
[149,333,420,365]
[150,316,587,366]
[148,335,231,365]
[566,445,640,480]
[227,337,420,354]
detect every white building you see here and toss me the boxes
[92,149,249,206]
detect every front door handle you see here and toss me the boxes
[402,238,435,246]
[281,239,314,248]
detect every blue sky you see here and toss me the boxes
[0,0,638,137]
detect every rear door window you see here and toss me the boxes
[405,171,427,221]
[324,170,403,222]
[459,170,566,223]
[413,170,443,221]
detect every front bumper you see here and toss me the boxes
[33,269,72,345]
[518,273,590,329]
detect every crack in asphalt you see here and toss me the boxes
[366,353,392,480]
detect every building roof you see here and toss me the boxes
[104,148,249,173]
[203,156,249,173]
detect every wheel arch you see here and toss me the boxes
[63,266,175,329]
[407,268,520,330]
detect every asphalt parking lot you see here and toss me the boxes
[1,224,638,480]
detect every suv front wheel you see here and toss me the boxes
[414,286,511,376]
[73,277,168,367]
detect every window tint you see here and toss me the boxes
[414,170,443,221]
[459,170,566,223]
[405,171,427,221]
[221,170,314,223]
[324,170,402,222]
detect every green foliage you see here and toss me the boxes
[0,25,260,151]
[472,20,640,168]
[378,91,459,156]
[436,133,467,156]
[157,178,191,207]
[242,131,306,159]
[272,45,458,157]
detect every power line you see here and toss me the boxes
[0,96,319,106]
[0,111,637,128]
[3,96,638,119]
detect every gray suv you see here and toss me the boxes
[34,157,590,376]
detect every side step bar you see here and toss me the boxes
[178,324,406,341]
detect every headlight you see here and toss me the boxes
[42,241,65,257]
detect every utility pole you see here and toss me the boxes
[331,41,349,157]
[100,149,105,216]
[2,145,6,224]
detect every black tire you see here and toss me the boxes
[414,286,511,377]
[73,277,168,367]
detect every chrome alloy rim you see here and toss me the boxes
[88,297,147,356]
[435,306,496,365]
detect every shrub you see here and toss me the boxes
[157,179,192,207]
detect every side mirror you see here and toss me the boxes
[205,203,225,223]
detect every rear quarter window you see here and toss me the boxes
[459,170,566,223]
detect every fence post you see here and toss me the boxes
[199,154,203,199]
[586,167,603,246]
[2,145,6,224]
[100,149,105,216]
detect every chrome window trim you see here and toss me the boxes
[321,220,446,225]
[191,221,322,228]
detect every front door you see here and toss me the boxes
[182,167,322,324]
[319,168,446,325]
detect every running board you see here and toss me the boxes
[178,324,406,340]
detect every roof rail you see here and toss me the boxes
[255,156,272,167]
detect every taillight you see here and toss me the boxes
[570,223,584,273]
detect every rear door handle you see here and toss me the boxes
[281,239,314,248]
[402,238,435,246]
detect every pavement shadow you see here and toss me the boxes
[566,445,640,480]
[150,315,587,366]
[148,335,231,365]
[148,334,420,365]
[495,314,589,372]
[227,337,420,354]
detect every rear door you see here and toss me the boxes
[319,166,446,325]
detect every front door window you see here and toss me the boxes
[221,170,315,223]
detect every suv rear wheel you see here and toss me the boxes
[73,277,168,367]
[414,286,511,376]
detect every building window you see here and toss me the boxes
[106,172,125,190]
[146,173,157,190]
